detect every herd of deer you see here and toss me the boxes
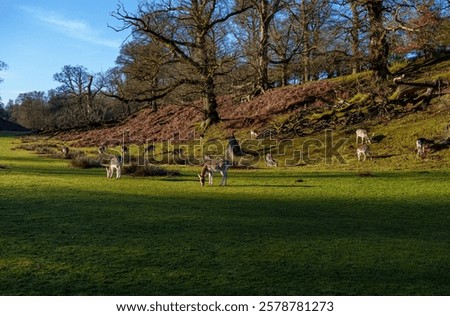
[355,128,435,162]
[198,128,439,186]
[61,127,439,185]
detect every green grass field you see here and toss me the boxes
[0,133,449,295]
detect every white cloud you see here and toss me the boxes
[20,6,120,48]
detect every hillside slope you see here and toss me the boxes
[57,56,450,166]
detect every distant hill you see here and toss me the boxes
[0,118,30,132]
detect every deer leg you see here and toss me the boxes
[220,171,227,186]
[208,172,213,185]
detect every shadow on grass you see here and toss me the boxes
[230,184,316,188]
[0,181,449,296]
[373,154,399,159]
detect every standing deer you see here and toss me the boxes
[250,130,259,139]
[416,138,433,157]
[265,153,278,167]
[356,129,372,144]
[356,144,372,161]
[198,159,230,186]
[106,156,123,179]
[61,146,69,157]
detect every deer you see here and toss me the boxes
[356,144,372,162]
[250,130,259,139]
[198,158,230,186]
[356,129,372,144]
[265,153,278,167]
[416,138,433,157]
[98,145,106,155]
[106,155,123,179]
[61,146,69,157]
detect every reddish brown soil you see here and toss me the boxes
[57,81,340,147]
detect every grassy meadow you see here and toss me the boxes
[0,132,449,295]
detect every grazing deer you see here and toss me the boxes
[356,144,372,161]
[356,129,372,144]
[416,138,433,157]
[198,159,230,186]
[61,146,69,157]
[250,130,259,139]
[265,153,278,167]
[106,156,122,179]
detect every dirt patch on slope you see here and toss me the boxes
[56,81,348,147]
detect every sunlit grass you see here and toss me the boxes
[0,134,449,295]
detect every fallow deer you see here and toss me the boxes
[198,159,230,186]
[356,144,372,162]
[356,129,372,144]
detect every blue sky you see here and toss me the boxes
[0,0,136,104]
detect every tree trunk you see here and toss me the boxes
[300,0,311,82]
[257,0,270,94]
[202,77,220,130]
[366,1,390,79]
[350,1,361,74]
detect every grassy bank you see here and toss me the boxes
[0,134,449,295]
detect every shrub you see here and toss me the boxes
[123,163,180,177]
[70,155,101,169]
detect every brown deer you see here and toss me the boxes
[198,159,230,186]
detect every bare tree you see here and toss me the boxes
[363,0,449,78]
[252,0,285,93]
[53,65,103,124]
[332,1,368,74]
[111,0,251,130]
[290,0,333,82]
[104,39,178,115]
[364,1,390,79]
[389,1,449,58]
[269,14,301,86]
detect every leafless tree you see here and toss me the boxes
[252,0,285,93]
[289,0,333,82]
[111,0,251,130]
[53,65,103,124]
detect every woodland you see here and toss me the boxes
[0,0,449,133]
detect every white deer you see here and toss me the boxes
[356,144,372,161]
[198,159,230,186]
[250,130,259,139]
[356,129,372,144]
[265,153,278,167]
[106,156,123,179]
[61,146,69,157]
